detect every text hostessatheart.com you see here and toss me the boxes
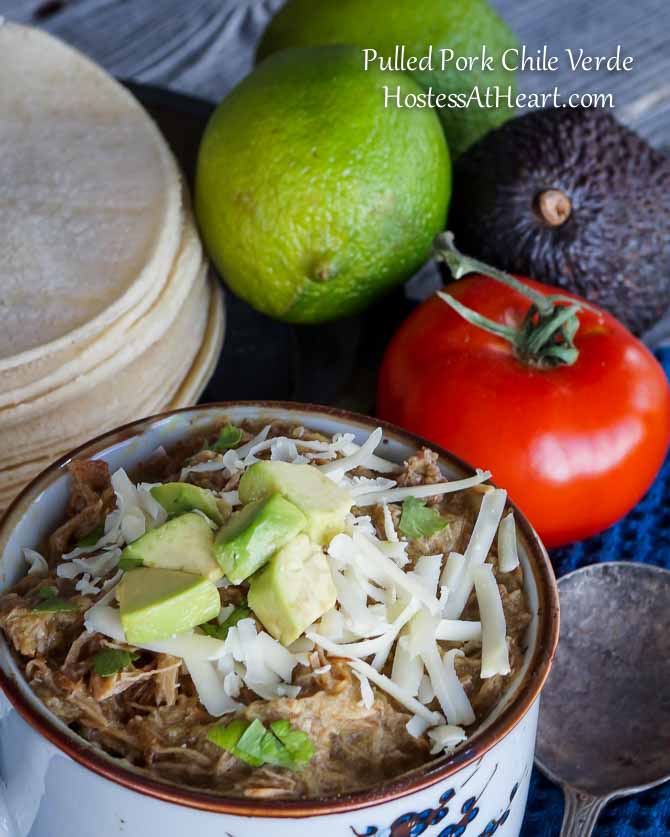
[364,44,634,111]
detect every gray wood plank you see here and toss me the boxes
[1,0,668,147]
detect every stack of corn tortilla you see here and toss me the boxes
[0,23,224,511]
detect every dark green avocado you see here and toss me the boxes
[448,107,670,335]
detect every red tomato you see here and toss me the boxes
[377,275,670,547]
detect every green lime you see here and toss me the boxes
[257,0,518,157]
[195,46,450,324]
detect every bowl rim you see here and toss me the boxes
[0,400,560,818]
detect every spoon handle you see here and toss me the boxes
[560,787,607,837]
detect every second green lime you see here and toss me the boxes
[257,0,519,157]
[195,46,450,324]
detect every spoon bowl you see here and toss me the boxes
[536,561,670,835]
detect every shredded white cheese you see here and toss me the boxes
[348,658,444,726]
[442,649,476,726]
[57,548,121,583]
[191,428,362,480]
[83,468,169,552]
[352,669,375,709]
[406,714,430,738]
[382,504,398,541]
[101,570,123,594]
[377,539,410,567]
[352,532,442,615]
[270,437,301,463]
[183,657,241,717]
[411,555,443,598]
[348,513,376,538]
[275,683,301,698]
[498,511,520,572]
[223,670,243,698]
[238,435,342,468]
[342,476,397,496]
[308,598,419,660]
[337,434,401,474]
[255,630,297,682]
[443,489,507,619]
[354,470,492,506]
[307,630,391,661]
[315,608,347,641]
[411,611,475,726]
[418,673,435,704]
[288,636,315,654]
[349,512,408,567]
[435,619,482,642]
[136,482,169,526]
[391,634,424,697]
[428,724,467,755]
[232,425,271,459]
[320,427,383,480]
[370,635,394,672]
[327,558,388,636]
[75,574,101,596]
[472,564,510,678]
[180,457,227,478]
[440,552,466,590]
[221,618,300,700]
[23,548,48,576]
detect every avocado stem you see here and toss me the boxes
[535,189,572,227]
[432,232,587,368]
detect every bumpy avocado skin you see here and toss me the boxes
[448,107,670,335]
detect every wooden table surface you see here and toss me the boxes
[2,0,669,149]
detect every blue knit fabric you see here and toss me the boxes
[521,347,670,835]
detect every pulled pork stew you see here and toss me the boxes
[0,421,531,799]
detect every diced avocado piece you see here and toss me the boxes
[214,494,306,583]
[248,534,336,646]
[238,461,353,545]
[117,567,220,644]
[150,482,224,525]
[120,512,221,581]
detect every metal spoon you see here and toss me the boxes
[535,561,670,836]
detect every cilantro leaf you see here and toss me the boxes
[76,525,104,548]
[207,719,263,766]
[92,648,140,677]
[237,719,293,768]
[399,496,449,539]
[33,599,80,613]
[207,718,314,771]
[200,605,251,640]
[270,720,315,767]
[213,425,243,452]
[119,556,144,571]
[32,585,79,613]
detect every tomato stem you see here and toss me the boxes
[436,292,519,343]
[433,232,590,368]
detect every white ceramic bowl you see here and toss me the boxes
[0,403,559,837]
